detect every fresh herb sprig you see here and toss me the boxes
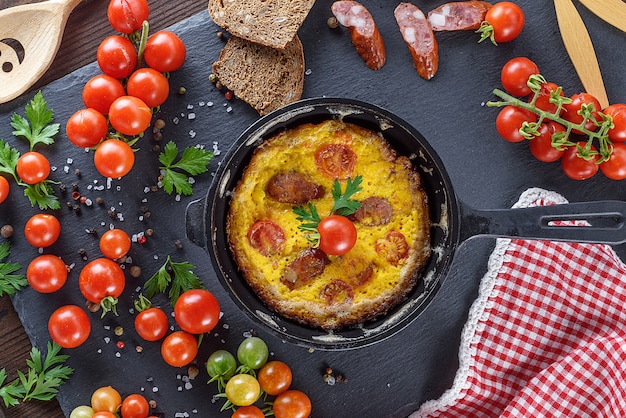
[158,141,214,196]
[0,341,73,408]
[0,242,27,297]
[143,255,205,305]
[293,175,362,245]
[11,92,60,151]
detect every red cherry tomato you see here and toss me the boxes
[94,139,135,178]
[483,1,525,43]
[600,142,626,180]
[173,289,221,334]
[0,176,9,204]
[272,390,312,418]
[495,105,537,143]
[143,31,186,72]
[24,213,61,248]
[97,35,138,79]
[120,393,149,418]
[48,305,91,348]
[528,121,566,163]
[27,254,68,293]
[66,108,108,148]
[78,258,126,304]
[603,103,626,143]
[93,413,117,418]
[83,74,126,115]
[16,151,50,184]
[561,142,599,180]
[135,307,169,341]
[127,68,170,108]
[532,81,564,114]
[500,57,539,97]
[258,361,292,396]
[232,405,265,418]
[99,228,131,259]
[317,215,357,256]
[108,95,152,136]
[562,92,602,134]
[161,330,198,367]
[107,0,149,34]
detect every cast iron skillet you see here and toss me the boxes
[185,97,626,351]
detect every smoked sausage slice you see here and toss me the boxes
[428,1,492,31]
[394,2,439,80]
[266,171,325,204]
[331,1,386,70]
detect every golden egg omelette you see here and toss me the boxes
[227,119,431,330]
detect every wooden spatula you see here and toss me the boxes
[554,0,609,109]
[579,0,626,33]
[0,0,83,104]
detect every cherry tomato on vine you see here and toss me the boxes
[108,95,152,136]
[91,386,122,413]
[135,306,169,341]
[206,349,237,383]
[0,176,9,204]
[495,105,537,143]
[143,31,186,72]
[161,330,198,367]
[603,103,626,143]
[94,139,135,178]
[258,360,292,396]
[482,2,525,44]
[16,151,50,184]
[561,142,599,180]
[173,289,221,334]
[127,68,170,108]
[48,305,91,348]
[120,393,149,418]
[78,258,125,312]
[232,405,265,418]
[24,213,61,248]
[562,92,602,134]
[83,74,125,115]
[273,390,312,418]
[225,374,261,407]
[27,254,68,293]
[317,215,357,256]
[600,142,626,180]
[528,121,566,163]
[100,228,131,259]
[107,0,149,34]
[237,337,269,371]
[70,405,95,418]
[500,57,538,97]
[532,81,564,114]
[97,35,137,79]
[66,108,108,148]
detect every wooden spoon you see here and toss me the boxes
[554,0,609,109]
[579,0,626,33]
[0,0,83,104]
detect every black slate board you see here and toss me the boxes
[1,1,626,417]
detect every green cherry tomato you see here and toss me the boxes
[237,337,269,371]
[206,349,237,381]
[70,405,95,418]
[224,374,261,407]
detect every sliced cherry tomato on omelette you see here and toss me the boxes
[27,254,67,293]
[314,143,357,180]
[48,305,91,348]
[247,220,285,256]
[317,215,357,256]
[375,230,410,266]
[24,213,61,248]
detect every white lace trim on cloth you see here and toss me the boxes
[408,188,570,418]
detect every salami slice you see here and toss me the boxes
[394,2,439,80]
[331,1,386,70]
[428,1,492,31]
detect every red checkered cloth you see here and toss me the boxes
[410,188,626,418]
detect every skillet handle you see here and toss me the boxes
[185,197,207,248]
[460,200,626,245]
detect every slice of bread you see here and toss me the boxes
[212,35,305,115]
[208,0,315,49]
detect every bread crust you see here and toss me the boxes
[212,36,304,115]
[208,0,316,49]
[227,120,431,330]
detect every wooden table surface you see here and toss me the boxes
[0,1,205,416]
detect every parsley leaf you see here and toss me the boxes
[10,91,59,150]
[0,342,72,408]
[331,175,363,216]
[0,242,27,297]
[24,182,61,210]
[293,203,322,245]
[159,141,213,196]
[0,140,19,181]
[144,255,205,305]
